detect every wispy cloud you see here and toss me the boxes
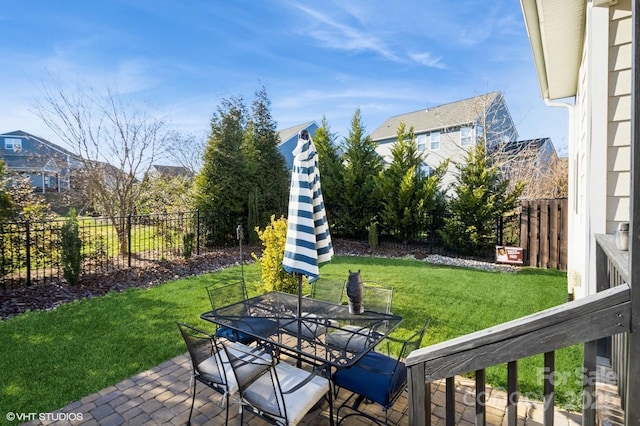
[290,4,400,61]
[409,52,447,69]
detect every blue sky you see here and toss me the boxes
[0,0,569,158]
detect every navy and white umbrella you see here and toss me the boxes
[283,130,334,319]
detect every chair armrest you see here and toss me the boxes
[227,341,271,366]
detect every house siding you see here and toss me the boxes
[373,93,518,193]
[277,122,319,169]
[606,0,632,236]
[1,132,77,192]
[569,32,590,298]
[571,0,632,298]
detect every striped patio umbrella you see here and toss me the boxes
[283,130,334,317]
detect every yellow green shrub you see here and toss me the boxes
[251,215,301,294]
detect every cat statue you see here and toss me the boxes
[346,270,364,314]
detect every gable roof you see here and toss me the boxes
[369,92,502,141]
[277,121,316,146]
[0,130,78,159]
[150,164,193,178]
[2,156,61,172]
[492,137,553,157]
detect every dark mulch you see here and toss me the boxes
[0,239,427,321]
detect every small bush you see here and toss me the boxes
[368,222,378,250]
[61,209,82,286]
[183,232,195,259]
[251,215,300,294]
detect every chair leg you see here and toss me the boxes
[328,382,335,426]
[187,376,197,425]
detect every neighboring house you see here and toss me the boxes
[148,164,194,179]
[0,130,82,192]
[490,137,559,183]
[277,121,319,169]
[522,0,633,300]
[369,92,519,191]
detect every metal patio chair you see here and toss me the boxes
[221,339,332,425]
[309,278,346,305]
[176,322,239,425]
[325,282,394,353]
[206,280,277,345]
[332,318,431,425]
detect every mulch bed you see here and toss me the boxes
[0,239,429,321]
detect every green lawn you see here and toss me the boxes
[0,255,581,420]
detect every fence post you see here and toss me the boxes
[127,214,132,268]
[196,210,201,256]
[25,220,31,286]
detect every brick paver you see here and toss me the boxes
[19,352,586,425]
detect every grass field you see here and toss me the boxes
[0,255,582,420]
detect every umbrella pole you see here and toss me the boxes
[297,273,303,367]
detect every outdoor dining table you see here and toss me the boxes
[200,291,403,369]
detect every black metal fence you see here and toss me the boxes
[0,212,211,289]
[0,200,567,289]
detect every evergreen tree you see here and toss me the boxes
[61,209,82,286]
[338,109,382,238]
[441,141,524,256]
[375,121,447,244]
[313,116,344,231]
[194,96,249,245]
[246,87,289,234]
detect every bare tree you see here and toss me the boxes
[166,130,206,174]
[489,140,567,199]
[424,92,566,199]
[34,84,170,254]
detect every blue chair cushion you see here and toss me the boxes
[332,351,406,408]
[215,318,278,345]
[215,326,254,344]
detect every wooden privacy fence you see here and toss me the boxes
[519,198,568,270]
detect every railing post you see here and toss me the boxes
[446,377,455,426]
[506,361,518,426]
[476,369,486,425]
[407,364,429,426]
[628,2,640,423]
[582,340,597,426]
[544,351,555,426]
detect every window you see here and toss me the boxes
[417,134,427,152]
[430,131,440,150]
[419,163,431,176]
[476,125,484,142]
[460,127,472,147]
[5,138,22,152]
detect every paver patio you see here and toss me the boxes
[22,352,582,426]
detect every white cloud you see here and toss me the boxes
[409,52,447,69]
[290,4,400,61]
